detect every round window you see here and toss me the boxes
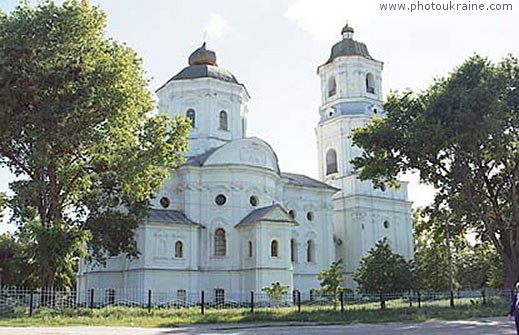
[289,210,296,219]
[215,194,227,206]
[306,211,314,221]
[249,195,258,207]
[383,220,390,229]
[160,197,170,208]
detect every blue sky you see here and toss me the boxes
[1,0,518,231]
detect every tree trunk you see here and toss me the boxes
[504,250,519,289]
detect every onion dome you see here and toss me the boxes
[341,23,354,36]
[157,42,245,91]
[188,42,217,66]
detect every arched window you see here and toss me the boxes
[214,228,226,256]
[326,149,338,175]
[248,240,253,258]
[328,76,337,97]
[306,240,314,263]
[271,240,279,257]
[174,241,183,258]
[366,73,375,94]
[219,110,228,130]
[186,109,196,127]
[290,238,297,262]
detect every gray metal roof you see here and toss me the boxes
[183,146,221,166]
[281,172,339,191]
[146,209,201,226]
[325,38,373,64]
[171,64,239,83]
[236,204,297,227]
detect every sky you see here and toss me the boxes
[0,0,518,232]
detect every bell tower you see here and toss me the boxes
[316,23,413,288]
[316,23,384,185]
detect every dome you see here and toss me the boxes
[170,64,239,84]
[325,39,372,64]
[188,42,217,66]
[341,23,354,35]
[157,42,247,92]
[323,24,373,65]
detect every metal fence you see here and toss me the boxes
[0,287,514,317]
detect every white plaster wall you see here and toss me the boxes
[156,78,249,157]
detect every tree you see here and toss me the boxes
[317,259,347,307]
[0,193,5,220]
[261,282,290,306]
[0,1,190,287]
[352,55,519,289]
[353,238,413,293]
[456,242,503,290]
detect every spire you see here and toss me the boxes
[341,21,354,40]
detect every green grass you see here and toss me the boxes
[0,299,509,328]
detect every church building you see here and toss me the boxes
[77,24,413,302]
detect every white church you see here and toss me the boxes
[77,24,413,301]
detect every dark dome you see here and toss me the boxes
[341,23,354,35]
[156,43,246,92]
[188,42,217,66]
[325,38,372,64]
[169,64,239,84]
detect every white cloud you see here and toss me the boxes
[286,0,379,42]
[204,13,232,41]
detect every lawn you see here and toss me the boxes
[0,297,510,328]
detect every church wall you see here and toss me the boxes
[282,184,336,292]
[333,194,413,288]
[157,78,249,156]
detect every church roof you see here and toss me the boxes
[236,204,298,227]
[169,64,240,84]
[184,147,220,166]
[281,172,339,191]
[156,43,248,94]
[325,38,373,64]
[145,209,202,227]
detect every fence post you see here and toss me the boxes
[201,290,205,315]
[449,290,454,308]
[89,288,94,309]
[340,291,344,312]
[29,290,34,317]
[297,290,301,313]
[408,291,412,307]
[417,291,421,309]
[250,291,254,313]
[148,289,152,312]
[481,289,486,305]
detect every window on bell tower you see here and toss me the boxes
[328,76,337,97]
[219,110,228,130]
[186,109,196,127]
[366,73,375,94]
[326,149,338,175]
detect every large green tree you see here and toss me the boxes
[352,238,413,293]
[413,211,451,291]
[352,55,519,289]
[0,1,190,287]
